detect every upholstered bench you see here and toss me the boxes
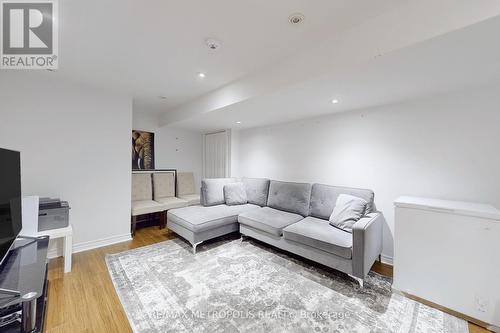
[153,173,188,210]
[131,171,189,234]
[131,173,165,235]
[176,172,200,206]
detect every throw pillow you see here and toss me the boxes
[224,182,248,206]
[329,194,368,233]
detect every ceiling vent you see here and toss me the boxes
[289,13,305,25]
[205,38,222,51]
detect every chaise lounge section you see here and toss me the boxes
[167,178,266,253]
[166,177,384,285]
[167,203,260,253]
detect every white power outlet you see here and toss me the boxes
[475,296,489,313]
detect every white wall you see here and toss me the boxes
[133,118,203,193]
[133,110,160,131]
[233,83,500,262]
[0,72,132,252]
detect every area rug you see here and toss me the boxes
[106,237,468,333]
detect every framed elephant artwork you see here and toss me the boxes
[132,130,155,170]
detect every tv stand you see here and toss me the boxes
[0,236,49,332]
[0,288,20,297]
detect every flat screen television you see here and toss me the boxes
[0,148,23,267]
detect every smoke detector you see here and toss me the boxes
[289,13,305,25]
[205,38,222,51]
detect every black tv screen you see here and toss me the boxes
[0,148,23,266]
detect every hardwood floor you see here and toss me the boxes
[45,226,490,332]
[45,226,176,332]
[370,262,490,333]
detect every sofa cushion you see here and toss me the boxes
[309,184,375,220]
[267,181,312,217]
[132,173,152,201]
[224,182,248,205]
[238,207,304,237]
[152,172,175,199]
[329,194,367,233]
[168,203,259,233]
[283,216,353,259]
[155,197,188,210]
[178,194,200,206]
[131,200,164,216]
[242,178,270,207]
[177,172,196,196]
[201,178,236,206]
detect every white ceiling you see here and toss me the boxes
[48,0,402,114]
[6,0,500,132]
[159,0,500,131]
[173,15,500,132]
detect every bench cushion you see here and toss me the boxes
[242,178,270,206]
[283,216,353,259]
[152,172,175,199]
[132,173,152,201]
[132,200,164,216]
[238,207,303,237]
[178,194,200,206]
[309,184,375,220]
[267,181,312,217]
[155,197,188,210]
[167,204,259,233]
[177,172,196,196]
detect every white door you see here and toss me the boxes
[203,130,230,178]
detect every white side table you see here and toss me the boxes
[37,225,73,273]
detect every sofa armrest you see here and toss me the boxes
[351,212,384,279]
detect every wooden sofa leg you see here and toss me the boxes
[159,211,166,229]
[131,216,137,237]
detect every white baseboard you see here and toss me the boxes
[381,254,394,266]
[47,233,132,259]
[47,234,396,269]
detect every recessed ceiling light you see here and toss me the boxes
[198,72,206,78]
[236,121,242,124]
[205,38,222,51]
[158,96,167,100]
[331,99,339,104]
[289,13,305,25]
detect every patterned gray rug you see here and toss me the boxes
[106,237,468,333]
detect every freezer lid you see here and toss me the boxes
[394,196,500,221]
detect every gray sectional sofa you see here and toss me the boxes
[167,178,384,285]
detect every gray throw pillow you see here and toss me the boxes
[224,182,248,206]
[329,194,367,233]
[201,178,235,206]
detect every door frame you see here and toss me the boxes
[202,129,231,179]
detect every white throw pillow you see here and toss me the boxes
[223,182,248,206]
[329,194,368,233]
